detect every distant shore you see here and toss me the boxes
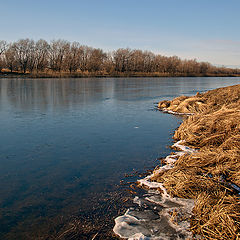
[155,84,240,239]
[1,71,240,78]
[1,39,240,80]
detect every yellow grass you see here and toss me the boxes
[158,84,240,114]
[156,84,240,239]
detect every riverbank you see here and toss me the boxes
[156,84,240,239]
[1,71,240,78]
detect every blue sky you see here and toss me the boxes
[1,0,240,67]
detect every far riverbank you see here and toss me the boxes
[1,71,240,78]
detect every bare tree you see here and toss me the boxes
[12,39,35,73]
[65,42,81,73]
[0,40,8,72]
[102,53,114,73]
[199,62,210,74]
[49,40,70,72]
[78,45,92,72]
[34,39,50,72]
[87,48,106,72]
[4,44,18,72]
[128,50,144,72]
[142,51,155,72]
[0,40,7,56]
[113,48,131,72]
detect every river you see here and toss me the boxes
[0,77,240,239]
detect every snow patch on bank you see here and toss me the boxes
[113,141,196,240]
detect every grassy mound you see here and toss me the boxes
[174,108,240,149]
[155,84,240,239]
[158,84,240,114]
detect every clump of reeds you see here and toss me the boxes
[174,107,240,149]
[158,84,240,114]
[191,192,240,240]
[154,84,240,239]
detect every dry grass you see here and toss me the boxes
[174,108,240,149]
[155,84,240,239]
[158,84,240,114]
[192,192,240,240]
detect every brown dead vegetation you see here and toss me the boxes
[156,84,240,239]
[158,84,240,114]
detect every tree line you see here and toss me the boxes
[0,39,239,76]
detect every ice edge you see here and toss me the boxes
[113,140,196,240]
[161,108,194,116]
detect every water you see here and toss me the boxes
[0,77,240,239]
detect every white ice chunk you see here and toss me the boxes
[172,140,196,153]
[162,108,194,116]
